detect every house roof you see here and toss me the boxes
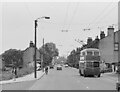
[81,48,99,52]
[22,46,39,53]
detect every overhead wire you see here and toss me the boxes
[67,2,79,31]
[63,2,116,32]
[64,2,115,32]
[89,2,114,26]
[96,3,117,31]
[95,4,117,25]
[9,3,35,33]
[23,2,37,43]
[61,2,70,32]
[83,2,117,32]
[25,2,117,33]
[24,2,34,20]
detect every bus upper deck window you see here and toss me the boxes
[82,52,85,56]
[94,51,99,56]
[87,51,92,55]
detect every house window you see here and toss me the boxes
[114,42,119,51]
[82,52,85,56]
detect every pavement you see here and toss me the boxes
[103,72,118,77]
[0,70,45,85]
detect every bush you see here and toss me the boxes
[0,66,34,81]
[2,49,23,68]
[17,67,34,77]
[0,70,13,81]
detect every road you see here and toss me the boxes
[2,66,118,90]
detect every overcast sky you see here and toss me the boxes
[1,0,118,56]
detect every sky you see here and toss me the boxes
[1,0,119,56]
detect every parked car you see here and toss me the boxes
[64,64,69,68]
[49,65,54,69]
[57,65,62,70]
[36,63,41,71]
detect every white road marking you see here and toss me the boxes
[86,87,88,88]
[86,86,89,89]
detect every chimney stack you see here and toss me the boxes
[107,26,114,36]
[29,41,34,47]
[100,31,105,39]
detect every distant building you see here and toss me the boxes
[87,37,93,45]
[84,36,99,49]
[99,26,119,71]
[22,41,40,67]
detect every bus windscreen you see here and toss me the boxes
[93,62,99,67]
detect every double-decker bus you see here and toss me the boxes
[79,48,101,77]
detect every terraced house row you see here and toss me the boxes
[99,26,120,72]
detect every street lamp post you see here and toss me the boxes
[34,16,50,78]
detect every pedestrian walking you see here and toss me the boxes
[45,66,48,75]
[12,67,17,81]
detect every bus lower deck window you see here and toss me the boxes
[93,62,99,67]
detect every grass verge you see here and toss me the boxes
[0,67,34,81]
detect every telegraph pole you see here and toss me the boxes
[42,38,44,71]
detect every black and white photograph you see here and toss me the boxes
[0,0,120,91]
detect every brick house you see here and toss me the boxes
[99,26,119,72]
[22,41,41,67]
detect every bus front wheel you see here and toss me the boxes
[79,70,82,76]
[98,74,101,77]
[84,74,87,77]
[83,71,87,77]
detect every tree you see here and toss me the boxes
[39,42,59,67]
[87,37,92,45]
[44,42,59,57]
[55,56,67,64]
[2,49,23,68]
[66,48,80,68]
